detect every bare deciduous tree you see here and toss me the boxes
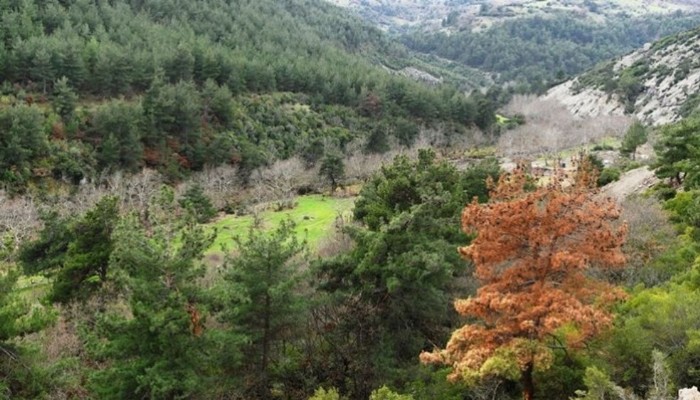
[250,157,310,210]
[500,95,632,158]
[0,193,39,258]
[188,164,240,210]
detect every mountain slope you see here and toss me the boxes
[401,12,700,87]
[0,0,497,192]
[329,0,700,33]
[545,27,700,125]
[328,0,700,88]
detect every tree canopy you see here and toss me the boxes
[421,166,627,400]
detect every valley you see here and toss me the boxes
[2,0,700,399]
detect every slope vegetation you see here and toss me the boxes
[545,27,700,125]
[0,0,495,193]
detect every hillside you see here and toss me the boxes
[7,1,700,400]
[328,0,700,88]
[403,12,700,88]
[545,26,700,125]
[0,0,496,194]
[329,0,700,33]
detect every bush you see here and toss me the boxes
[592,143,614,151]
[597,167,621,187]
[309,387,344,400]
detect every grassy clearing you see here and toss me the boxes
[209,194,355,253]
[496,114,510,125]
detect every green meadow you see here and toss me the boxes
[209,194,356,252]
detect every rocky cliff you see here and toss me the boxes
[545,27,700,126]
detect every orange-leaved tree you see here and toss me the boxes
[420,166,627,400]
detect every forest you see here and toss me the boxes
[3,0,700,399]
[402,12,700,90]
[0,0,497,193]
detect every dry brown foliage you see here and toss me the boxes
[421,167,628,400]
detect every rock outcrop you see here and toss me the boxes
[545,27,700,126]
[679,386,700,400]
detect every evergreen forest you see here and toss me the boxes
[2,0,700,399]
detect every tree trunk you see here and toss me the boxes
[521,361,535,400]
[261,291,270,392]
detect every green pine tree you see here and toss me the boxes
[620,120,648,160]
[52,76,78,123]
[221,219,308,398]
[90,193,223,399]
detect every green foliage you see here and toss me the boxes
[18,211,73,278]
[604,284,700,391]
[0,104,49,192]
[90,100,143,172]
[19,196,119,304]
[369,386,414,400]
[597,167,621,187]
[51,76,77,123]
[89,198,219,399]
[309,387,344,400]
[0,269,49,343]
[654,117,700,187]
[572,366,616,400]
[314,151,500,397]
[354,150,498,230]
[365,124,391,154]
[220,219,308,398]
[0,267,54,399]
[534,350,586,400]
[55,196,119,303]
[403,367,472,400]
[179,184,217,223]
[319,153,345,192]
[620,121,648,160]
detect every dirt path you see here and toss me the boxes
[602,166,658,202]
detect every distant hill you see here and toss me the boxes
[545,27,700,126]
[328,0,700,89]
[328,0,700,32]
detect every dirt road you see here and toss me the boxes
[602,166,658,202]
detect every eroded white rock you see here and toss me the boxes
[679,386,700,400]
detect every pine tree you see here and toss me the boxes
[221,219,307,398]
[620,120,648,160]
[52,76,78,123]
[30,47,54,93]
[179,184,217,223]
[90,190,220,399]
[319,153,345,193]
[421,167,627,400]
[19,196,119,304]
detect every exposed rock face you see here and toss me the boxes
[545,80,625,119]
[545,27,700,126]
[679,386,700,400]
